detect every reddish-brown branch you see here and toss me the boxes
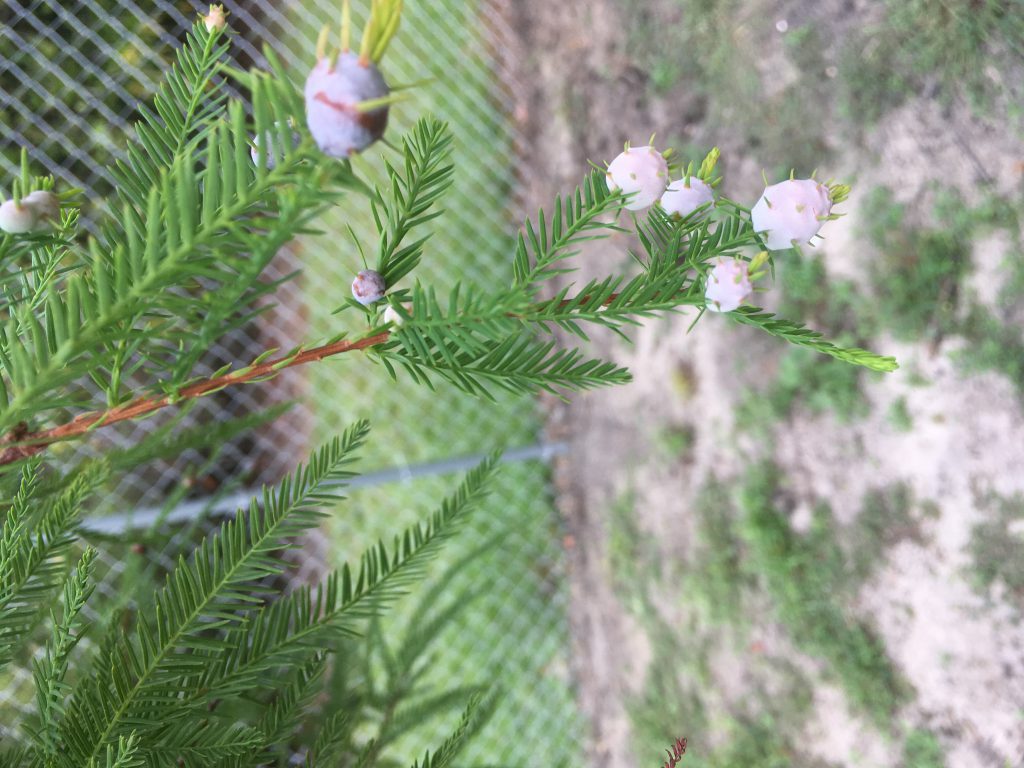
[0,331,391,467]
[0,289,638,468]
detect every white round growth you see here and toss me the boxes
[750,178,832,251]
[661,176,715,219]
[251,124,301,170]
[383,303,408,326]
[203,4,228,32]
[352,269,387,305]
[24,190,59,222]
[606,145,669,211]
[305,52,390,159]
[0,199,39,234]
[705,258,753,313]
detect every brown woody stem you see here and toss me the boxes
[0,289,636,468]
[0,331,391,467]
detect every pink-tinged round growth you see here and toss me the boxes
[305,52,390,159]
[203,4,228,32]
[606,145,669,211]
[352,269,387,305]
[705,258,753,313]
[24,190,59,222]
[0,199,39,234]
[750,178,832,251]
[660,177,715,219]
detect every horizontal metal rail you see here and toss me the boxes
[81,441,568,534]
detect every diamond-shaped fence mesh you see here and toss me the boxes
[0,0,582,762]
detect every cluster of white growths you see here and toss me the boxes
[0,2,849,327]
[605,141,848,313]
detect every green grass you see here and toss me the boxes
[848,484,918,584]
[626,593,828,768]
[606,3,1024,764]
[630,665,823,768]
[652,423,697,464]
[838,0,1024,126]
[952,197,1024,399]
[863,184,1022,343]
[739,346,871,427]
[861,186,971,341]
[776,251,864,331]
[863,183,1024,404]
[689,478,749,626]
[618,0,831,172]
[887,397,914,432]
[903,728,947,768]
[957,305,1024,399]
[0,0,190,191]
[608,486,655,603]
[622,0,1023,170]
[737,252,874,430]
[610,483,835,765]
[967,493,1024,606]
[607,463,910,762]
[737,465,906,726]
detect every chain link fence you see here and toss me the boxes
[0,1,582,762]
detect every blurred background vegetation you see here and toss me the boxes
[611,1,1024,766]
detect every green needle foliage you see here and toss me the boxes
[731,307,898,373]
[0,4,898,765]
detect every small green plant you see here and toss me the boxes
[838,0,1024,125]
[955,205,1024,398]
[766,347,871,422]
[957,305,1024,399]
[863,186,971,341]
[887,396,914,432]
[738,464,906,725]
[967,493,1024,605]
[848,484,918,584]
[653,423,697,464]
[607,487,653,599]
[864,183,1024,402]
[614,464,912,761]
[903,728,946,768]
[737,252,874,429]
[690,478,747,626]
[618,1,831,172]
[627,607,826,768]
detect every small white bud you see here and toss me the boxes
[705,257,753,313]
[251,123,301,170]
[605,145,669,211]
[352,269,386,305]
[383,302,410,326]
[0,199,39,234]
[750,178,833,251]
[660,176,715,219]
[203,4,228,32]
[24,190,60,222]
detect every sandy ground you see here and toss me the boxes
[507,1,1024,766]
